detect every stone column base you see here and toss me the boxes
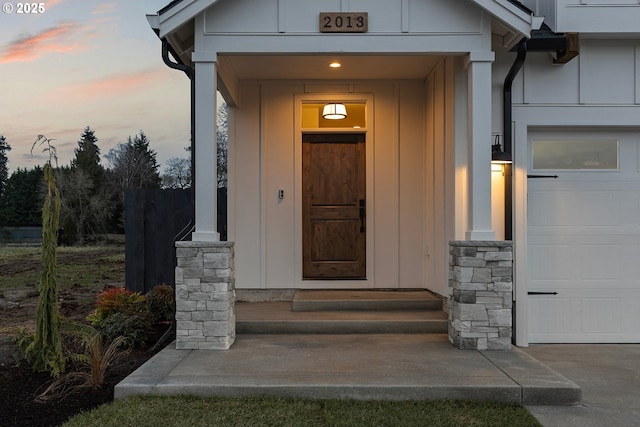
[175,241,235,350]
[448,241,512,351]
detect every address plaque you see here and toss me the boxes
[319,12,368,33]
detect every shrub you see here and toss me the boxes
[37,322,130,401]
[146,284,175,323]
[87,287,146,327]
[87,287,151,347]
[99,312,150,347]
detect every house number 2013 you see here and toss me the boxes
[319,13,368,33]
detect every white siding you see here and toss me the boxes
[496,41,640,107]
[232,81,436,290]
[204,0,482,35]
[521,0,640,33]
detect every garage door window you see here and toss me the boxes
[532,140,619,170]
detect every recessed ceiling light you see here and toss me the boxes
[329,62,341,68]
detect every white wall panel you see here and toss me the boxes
[406,0,482,34]
[205,0,279,33]
[233,84,263,288]
[398,82,427,288]
[262,84,300,288]
[523,53,579,104]
[581,44,637,105]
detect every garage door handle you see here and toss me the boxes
[527,175,559,179]
[528,292,558,295]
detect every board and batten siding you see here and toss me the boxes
[230,80,448,290]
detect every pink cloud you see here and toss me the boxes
[48,69,168,102]
[0,22,86,64]
[92,3,117,15]
[45,0,65,8]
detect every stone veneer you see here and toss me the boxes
[175,241,235,350]
[448,241,513,351]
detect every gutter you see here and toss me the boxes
[502,39,527,241]
[502,28,579,241]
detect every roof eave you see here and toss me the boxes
[153,0,220,39]
[470,0,543,39]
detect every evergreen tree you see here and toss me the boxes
[71,126,103,186]
[131,131,161,188]
[24,135,65,377]
[0,135,11,197]
[0,167,43,226]
[104,131,161,230]
[106,131,161,192]
[60,127,110,244]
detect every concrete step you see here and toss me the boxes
[292,290,442,312]
[115,334,582,406]
[236,302,449,334]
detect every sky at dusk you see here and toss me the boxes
[1,0,191,173]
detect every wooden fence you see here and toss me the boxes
[124,188,227,294]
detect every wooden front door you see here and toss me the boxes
[302,133,366,279]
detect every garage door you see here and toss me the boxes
[528,130,640,343]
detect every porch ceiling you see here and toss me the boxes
[219,54,446,81]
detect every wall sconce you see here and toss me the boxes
[491,135,512,164]
[322,103,347,120]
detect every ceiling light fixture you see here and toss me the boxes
[322,103,347,120]
[329,62,341,68]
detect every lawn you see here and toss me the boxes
[0,244,125,290]
[64,396,542,427]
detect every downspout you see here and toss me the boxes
[162,39,196,241]
[503,39,527,241]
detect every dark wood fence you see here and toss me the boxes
[125,188,227,294]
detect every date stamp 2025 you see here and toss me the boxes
[3,3,46,14]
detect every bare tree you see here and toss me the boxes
[161,156,191,189]
[105,131,161,205]
[56,168,111,245]
[217,103,228,188]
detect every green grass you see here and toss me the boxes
[0,245,125,290]
[63,396,542,427]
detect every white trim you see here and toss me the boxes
[512,110,640,346]
[468,0,543,36]
[193,60,220,242]
[155,0,221,39]
[152,0,541,42]
[293,93,376,289]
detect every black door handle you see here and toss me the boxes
[359,199,365,233]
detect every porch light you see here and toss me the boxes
[322,103,347,120]
[491,135,512,164]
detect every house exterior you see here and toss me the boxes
[147,0,640,350]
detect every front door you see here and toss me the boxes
[302,133,366,279]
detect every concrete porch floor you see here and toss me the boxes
[115,333,581,405]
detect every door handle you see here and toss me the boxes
[359,199,365,233]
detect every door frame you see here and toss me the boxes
[294,93,375,289]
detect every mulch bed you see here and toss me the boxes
[0,327,170,427]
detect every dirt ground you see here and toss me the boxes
[0,246,167,427]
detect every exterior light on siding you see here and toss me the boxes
[329,62,341,68]
[322,103,347,120]
[491,135,512,164]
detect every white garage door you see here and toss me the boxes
[528,130,640,343]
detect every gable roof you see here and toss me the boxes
[149,0,542,41]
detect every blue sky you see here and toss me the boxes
[1,1,190,172]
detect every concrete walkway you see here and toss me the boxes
[115,334,580,405]
[523,344,640,427]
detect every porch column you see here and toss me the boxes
[192,60,220,242]
[465,52,495,241]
